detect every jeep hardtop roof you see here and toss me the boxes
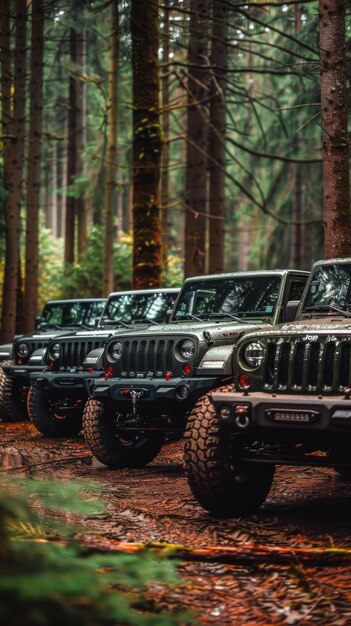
[181,269,309,285]
[105,288,179,298]
[44,298,106,305]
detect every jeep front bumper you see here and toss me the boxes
[30,369,105,392]
[86,375,224,405]
[211,390,351,432]
[3,365,44,382]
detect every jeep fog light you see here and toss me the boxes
[219,405,231,419]
[177,384,189,399]
[244,342,264,368]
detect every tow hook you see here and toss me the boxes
[130,389,146,415]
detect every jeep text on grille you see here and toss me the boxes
[183,258,351,517]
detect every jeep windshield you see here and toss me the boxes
[41,300,105,329]
[173,276,281,321]
[301,264,351,317]
[102,291,176,325]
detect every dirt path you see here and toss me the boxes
[2,421,351,625]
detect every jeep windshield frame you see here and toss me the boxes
[172,275,282,322]
[102,291,176,325]
[300,263,351,317]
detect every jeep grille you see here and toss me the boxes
[54,339,105,368]
[113,337,176,376]
[262,338,351,393]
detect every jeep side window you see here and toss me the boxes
[287,280,307,302]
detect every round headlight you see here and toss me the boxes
[49,343,61,361]
[109,341,122,361]
[243,342,264,368]
[17,342,29,358]
[179,339,195,360]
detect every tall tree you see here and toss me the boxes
[103,0,119,295]
[0,0,27,342]
[184,0,210,277]
[23,0,44,332]
[320,0,351,257]
[65,27,78,265]
[76,28,87,259]
[131,0,162,288]
[208,0,228,274]
[161,2,170,273]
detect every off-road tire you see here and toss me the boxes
[26,385,33,421]
[0,360,29,422]
[83,399,164,468]
[184,386,275,516]
[29,386,83,438]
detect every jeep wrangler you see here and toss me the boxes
[28,289,179,437]
[83,270,308,468]
[0,298,106,422]
[184,258,351,516]
[0,298,105,363]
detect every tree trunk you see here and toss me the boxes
[184,0,210,278]
[24,0,44,333]
[76,29,87,259]
[64,28,77,265]
[0,0,27,342]
[161,2,170,272]
[290,6,302,269]
[103,1,119,295]
[319,0,351,258]
[131,0,162,289]
[208,0,228,274]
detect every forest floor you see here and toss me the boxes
[2,421,351,625]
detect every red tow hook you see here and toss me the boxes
[104,365,113,381]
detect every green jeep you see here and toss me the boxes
[83,270,308,468]
[184,258,351,516]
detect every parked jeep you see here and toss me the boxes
[27,289,179,437]
[83,270,308,469]
[0,298,105,363]
[184,258,351,516]
[0,298,106,422]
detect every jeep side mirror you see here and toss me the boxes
[36,315,45,329]
[285,300,299,323]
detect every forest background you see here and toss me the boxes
[0,0,350,341]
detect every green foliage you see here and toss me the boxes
[61,225,133,297]
[0,477,190,626]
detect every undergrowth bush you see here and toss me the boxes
[0,478,191,626]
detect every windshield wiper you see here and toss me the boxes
[174,313,204,322]
[100,318,130,328]
[207,312,252,324]
[132,318,159,326]
[40,322,64,330]
[303,305,351,318]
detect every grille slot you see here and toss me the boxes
[277,342,290,387]
[58,339,104,368]
[263,342,276,386]
[263,338,349,393]
[339,343,351,388]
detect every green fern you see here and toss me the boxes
[0,477,193,626]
